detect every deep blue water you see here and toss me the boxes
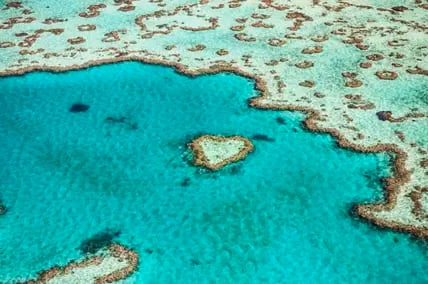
[0,62,426,283]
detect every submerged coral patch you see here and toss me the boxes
[70,103,90,113]
[79,229,121,254]
[0,200,7,216]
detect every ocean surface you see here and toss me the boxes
[0,62,426,283]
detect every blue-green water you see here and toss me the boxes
[0,62,426,283]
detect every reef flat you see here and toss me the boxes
[0,0,426,237]
[25,244,138,284]
[189,135,254,170]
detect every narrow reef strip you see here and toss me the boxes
[24,244,138,284]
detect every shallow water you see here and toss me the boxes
[0,62,426,283]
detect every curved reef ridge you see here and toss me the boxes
[23,244,138,284]
[189,135,254,170]
[0,0,427,237]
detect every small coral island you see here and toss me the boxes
[25,244,138,284]
[189,135,254,170]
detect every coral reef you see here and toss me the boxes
[24,244,138,284]
[0,0,426,237]
[189,135,254,170]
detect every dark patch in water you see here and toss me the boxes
[190,259,201,266]
[252,134,275,142]
[144,248,153,254]
[70,103,90,113]
[104,116,138,130]
[411,235,428,251]
[276,117,286,124]
[181,177,191,187]
[0,200,7,216]
[79,229,121,254]
[363,169,384,190]
[376,111,392,121]
[105,116,126,123]
[230,165,242,175]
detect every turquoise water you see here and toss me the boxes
[0,62,426,283]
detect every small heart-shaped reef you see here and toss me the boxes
[189,135,254,170]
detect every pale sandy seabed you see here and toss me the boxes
[0,0,427,281]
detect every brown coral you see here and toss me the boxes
[345,80,363,88]
[67,37,85,45]
[299,80,315,88]
[302,46,323,54]
[295,60,313,69]
[78,24,96,31]
[376,71,398,80]
[216,49,229,56]
[366,54,384,61]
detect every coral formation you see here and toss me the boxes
[0,0,426,237]
[24,244,138,284]
[189,135,254,170]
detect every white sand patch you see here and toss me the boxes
[46,254,128,284]
[199,138,248,165]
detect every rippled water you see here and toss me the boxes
[0,62,426,283]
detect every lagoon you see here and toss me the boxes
[0,62,426,283]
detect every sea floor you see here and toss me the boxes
[0,62,426,283]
